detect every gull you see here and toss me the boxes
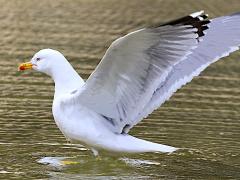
[19,11,240,156]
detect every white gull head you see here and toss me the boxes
[27,48,84,97]
[31,49,68,77]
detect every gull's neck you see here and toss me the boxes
[50,59,85,99]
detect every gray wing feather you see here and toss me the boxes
[133,13,240,131]
[65,11,240,134]
[77,25,200,133]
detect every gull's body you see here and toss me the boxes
[19,11,240,156]
[50,49,176,155]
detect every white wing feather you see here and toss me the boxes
[75,25,201,133]
[134,13,240,131]
[63,12,240,134]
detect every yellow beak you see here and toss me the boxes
[18,62,33,71]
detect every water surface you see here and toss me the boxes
[0,0,239,179]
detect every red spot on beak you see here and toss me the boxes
[18,62,33,71]
[19,66,25,71]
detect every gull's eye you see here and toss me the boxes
[36,57,41,61]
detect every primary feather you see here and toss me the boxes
[137,13,240,126]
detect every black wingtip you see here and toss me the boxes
[152,11,211,39]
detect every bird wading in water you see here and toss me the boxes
[19,11,240,156]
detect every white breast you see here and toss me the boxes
[52,98,112,147]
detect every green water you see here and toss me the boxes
[0,0,239,179]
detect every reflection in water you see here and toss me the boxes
[0,0,239,179]
[38,156,161,167]
[120,158,161,166]
[38,157,79,167]
[38,155,161,179]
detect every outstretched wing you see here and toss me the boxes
[65,11,210,134]
[133,12,240,133]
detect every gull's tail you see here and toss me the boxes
[105,134,178,153]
